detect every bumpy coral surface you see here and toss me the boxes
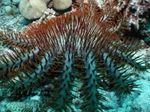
[19,0,48,19]
[0,0,149,111]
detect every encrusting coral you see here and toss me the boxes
[19,0,73,20]
[19,0,48,20]
[123,0,150,46]
[0,0,150,111]
[53,0,72,11]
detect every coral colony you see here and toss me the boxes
[0,0,150,111]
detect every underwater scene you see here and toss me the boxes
[0,0,150,112]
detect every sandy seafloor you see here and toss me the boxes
[0,0,150,112]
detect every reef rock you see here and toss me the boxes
[53,0,72,10]
[19,0,48,20]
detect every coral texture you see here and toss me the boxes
[0,0,149,111]
[19,0,48,20]
[53,0,72,10]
